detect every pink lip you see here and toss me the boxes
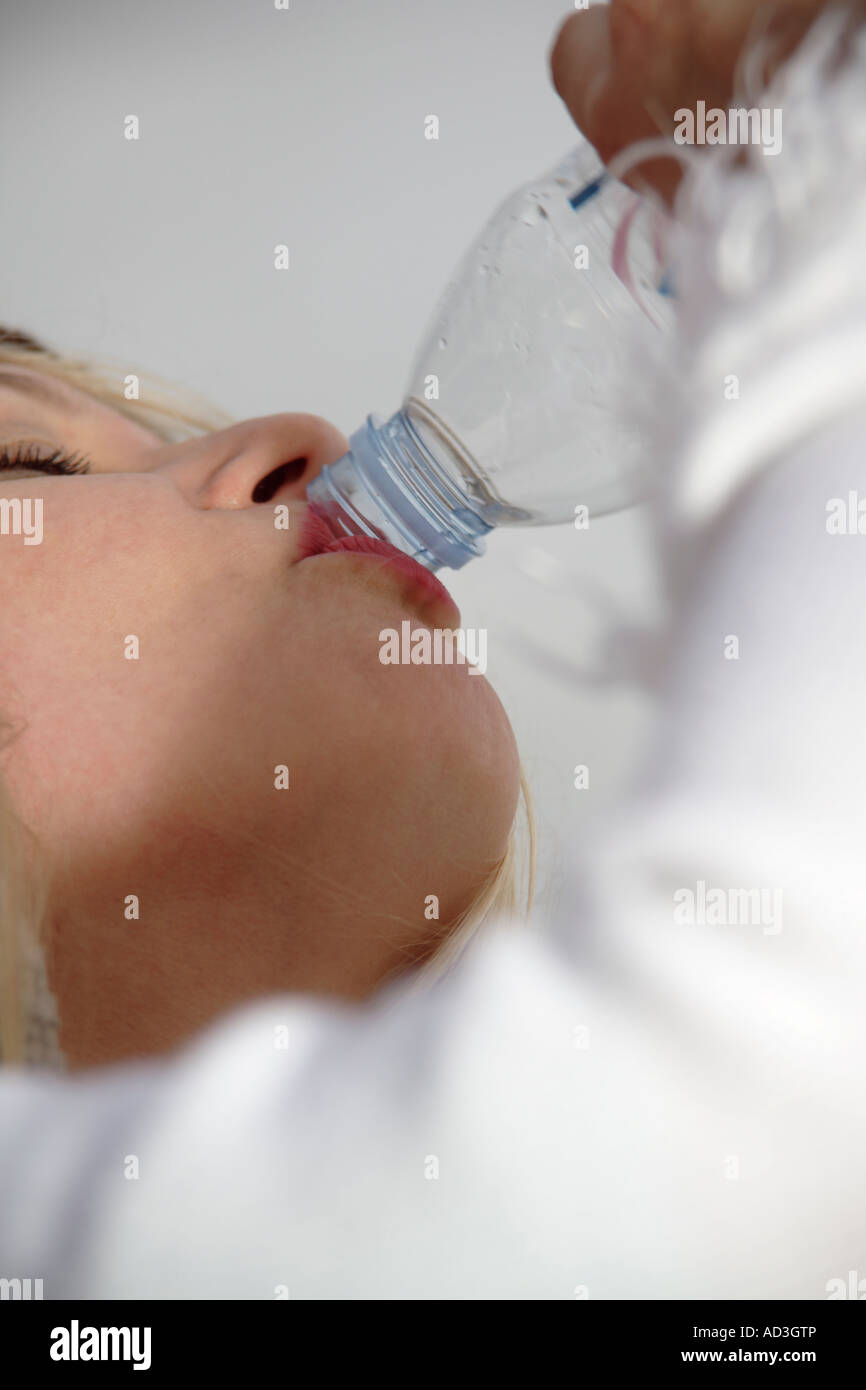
[297,509,461,623]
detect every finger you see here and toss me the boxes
[549,9,613,149]
[550,5,682,202]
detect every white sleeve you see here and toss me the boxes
[1,405,865,1299]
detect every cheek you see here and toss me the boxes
[1,658,182,849]
[0,588,237,851]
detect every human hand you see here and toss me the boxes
[549,0,833,201]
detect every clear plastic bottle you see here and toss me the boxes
[306,140,674,572]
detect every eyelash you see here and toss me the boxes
[0,444,91,476]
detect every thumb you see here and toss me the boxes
[549,8,614,154]
[549,4,684,202]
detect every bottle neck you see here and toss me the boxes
[305,403,492,572]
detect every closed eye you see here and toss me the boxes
[0,444,91,478]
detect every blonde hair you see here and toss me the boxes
[0,330,534,1066]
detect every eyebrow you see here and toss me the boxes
[0,367,78,411]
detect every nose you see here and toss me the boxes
[161,413,350,509]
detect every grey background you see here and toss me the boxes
[1,0,659,914]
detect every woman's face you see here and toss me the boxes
[0,362,519,1067]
